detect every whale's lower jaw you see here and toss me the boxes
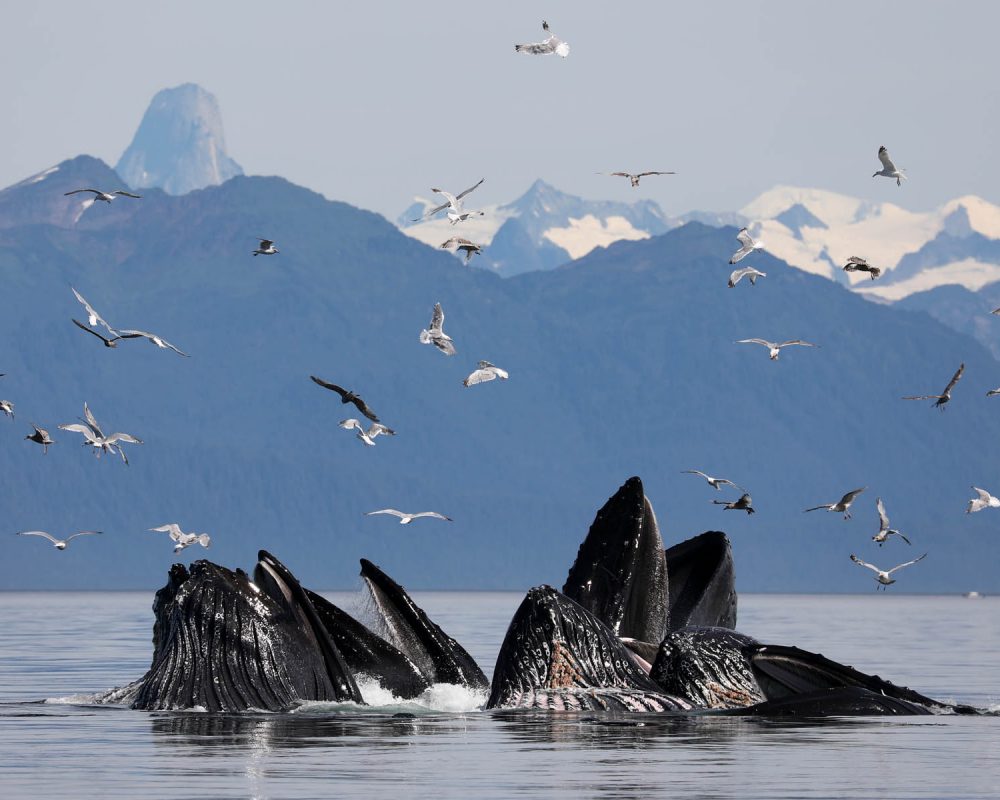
[496,688,692,712]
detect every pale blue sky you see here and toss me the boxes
[4,1,999,218]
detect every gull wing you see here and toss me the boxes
[886,553,927,575]
[432,188,459,208]
[941,363,965,396]
[440,237,474,249]
[83,403,104,438]
[515,41,556,55]
[682,469,711,481]
[893,531,912,545]
[849,554,881,574]
[736,338,775,348]
[58,423,98,440]
[609,172,633,179]
[463,368,495,387]
[368,423,395,438]
[636,171,676,178]
[18,530,60,544]
[310,375,347,398]
[736,228,755,249]
[845,256,868,268]
[878,146,897,172]
[197,534,211,548]
[429,303,445,332]
[433,336,457,356]
[71,288,118,335]
[901,394,941,401]
[454,178,485,202]
[803,504,832,513]
[108,432,143,445]
[64,189,102,196]
[113,190,142,199]
[117,329,189,357]
[349,395,380,423]
[876,497,890,532]
[366,509,405,518]
[258,239,274,249]
[411,512,453,521]
[778,340,816,348]
[838,487,867,505]
[339,418,363,431]
[72,318,118,345]
[64,530,103,542]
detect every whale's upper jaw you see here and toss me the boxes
[664,531,737,632]
[562,476,669,644]
[487,585,685,710]
[359,558,488,692]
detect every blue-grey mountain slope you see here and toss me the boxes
[1,158,999,593]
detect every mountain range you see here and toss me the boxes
[1,155,999,594]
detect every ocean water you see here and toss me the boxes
[1,591,998,799]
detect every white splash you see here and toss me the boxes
[293,679,487,715]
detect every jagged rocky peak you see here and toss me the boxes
[116,83,243,195]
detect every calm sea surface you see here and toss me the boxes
[1,591,998,799]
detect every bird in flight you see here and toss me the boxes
[64,188,142,203]
[804,487,867,519]
[59,402,143,465]
[966,486,1000,514]
[842,256,882,280]
[71,288,118,337]
[413,179,485,224]
[17,530,102,550]
[72,318,121,348]
[515,20,570,58]
[728,266,766,288]
[850,552,926,590]
[0,399,12,420]
[419,302,456,356]
[604,171,675,188]
[149,524,211,553]
[736,338,816,361]
[902,363,964,408]
[116,328,189,357]
[253,238,278,256]
[712,493,755,514]
[463,360,509,387]
[729,228,764,264]
[682,470,745,492]
[310,376,380,422]
[440,237,483,263]
[872,146,906,186]
[25,424,55,454]
[872,497,911,546]
[365,509,453,525]
[339,418,395,447]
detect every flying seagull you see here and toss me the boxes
[253,238,278,256]
[17,530,102,550]
[729,228,764,264]
[850,552,926,590]
[515,20,570,58]
[966,486,1000,514]
[72,318,121,348]
[604,171,675,188]
[149,523,211,553]
[463,360,509,387]
[439,237,483,263]
[59,402,143,464]
[71,288,118,336]
[310,376,380,422]
[413,179,485,223]
[736,338,817,361]
[842,256,882,280]
[365,509,453,525]
[728,266,766,288]
[682,470,745,492]
[902,363,964,408]
[25,424,55,453]
[872,146,906,186]
[872,497,911,546]
[987,388,1000,397]
[712,493,755,514]
[339,418,395,447]
[419,302,456,356]
[804,487,867,519]
[64,188,141,203]
[116,329,189,357]
[0,399,12,420]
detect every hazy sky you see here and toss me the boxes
[5,2,1000,219]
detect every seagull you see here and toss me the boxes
[842,256,882,280]
[902,363,964,408]
[850,552,926,590]
[64,188,142,203]
[310,376,380,422]
[463,360,509,387]
[25,424,55,453]
[736,338,817,361]
[711,493,755,514]
[872,146,906,186]
[419,302,456,356]
[0,399,12,420]
[413,179,485,224]
[71,288,118,336]
[17,530,102,550]
[804,487,867,519]
[966,486,1000,514]
[604,171,675,188]
[987,388,1000,397]
[116,328,189,357]
[72,318,121,348]
[365,509,453,525]
[729,228,764,264]
[515,20,570,58]
[991,307,1000,316]
[682,470,745,492]
[440,237,483,263]
[253,238,278,256]
[59,403,143,464]
[339,418,395,447]
[872,497,911,546]
[728,266,766,288]
[149,523,211,553]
